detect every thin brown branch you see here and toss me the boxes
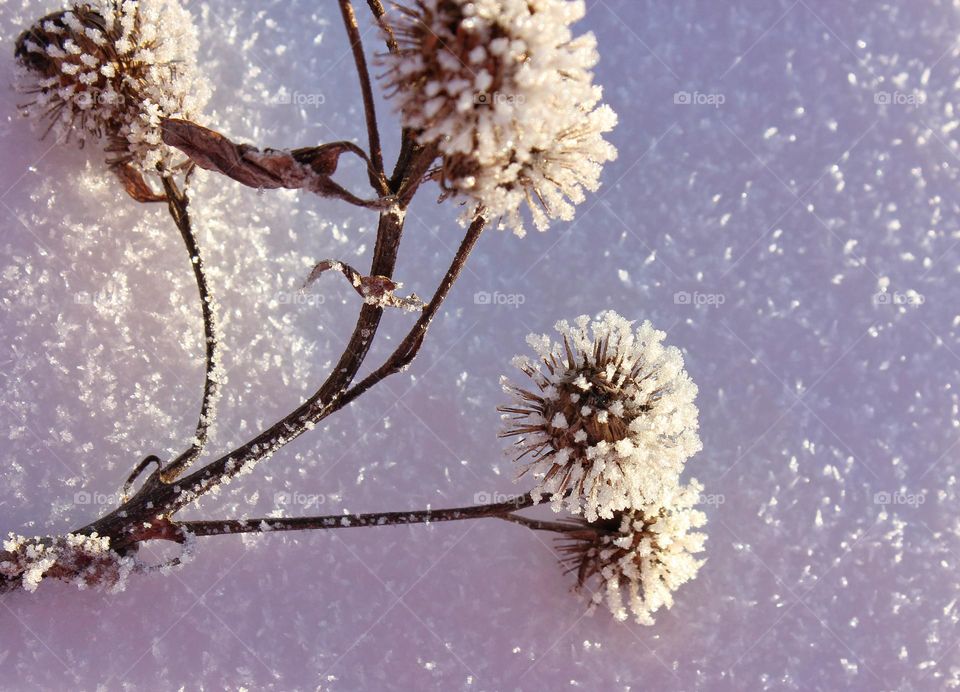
[359,0,420,193]
[337,214,486,408]
[122,455,161,500]
[78,207,404,549]
[78,206,481,551]
[339,0,387,192]
[161,207,406,514]
[163,211,480,512]
[365,0,398,54]
[499,513,585,535]
[180,494,534,537]
[157,175,221,483]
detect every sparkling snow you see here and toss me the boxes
[0,0,958,689]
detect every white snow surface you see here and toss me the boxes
[0,0,958,689]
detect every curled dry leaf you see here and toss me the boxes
[303,260,425,312]
[161,118,389,209]
[114,164,166,203]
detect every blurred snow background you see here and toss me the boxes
[1,0,959,689]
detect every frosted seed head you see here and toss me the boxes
[15,0,210,174]
[557,481,708,624]
[381,0,617,236]
[498,310,701,520]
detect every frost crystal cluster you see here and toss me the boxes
[1,532,134,593]
[384,0,618,236]
[15,0,210,172]
[561,480,707,625]
[501,310,702,521]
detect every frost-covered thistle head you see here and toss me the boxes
[559,481,707,625]
[500,310,701,521]
[14,0,210,172]
[383,0,617,237]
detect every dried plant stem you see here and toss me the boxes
[338,214,485,408]
[499,514,584,535]
[5,6,485,590]
[76,207,405,550]
[157,175,220,483]
[81,201,483,551]
[358,0,421,193]
[365,0,398,54]
[180,494,535,537]
[339,0,387,192]
[159,211,483,513]
[164,206,407,514]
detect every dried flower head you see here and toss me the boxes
[559,480,707,625]
[14,0,210,173]
[500,310,701,521]
[383,0,617,237]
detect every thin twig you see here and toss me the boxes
[78,208,479,547]
[337,214,486,407]
[167,214,481,510]
[359,0,419,193]
[121,455,161,501]
[151,207,405,516]
[158,175,221,483]
[338,0,387,192]
[499,513,585,535]
[365,0,398,54]
[180,494,534,537]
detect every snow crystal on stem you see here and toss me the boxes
[1,532,135,593]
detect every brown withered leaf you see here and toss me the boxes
[303,259,424,312]
[161,119,388,209]
[114,163,166,203]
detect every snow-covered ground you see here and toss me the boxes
[1,0,958,689]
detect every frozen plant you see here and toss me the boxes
[3,0,707,626]
[15,0,223,486]
[557,480,708,625]
[14,0,210,181]
[382,0,618,236]
[500,310,702,521]
[1,532,136,593]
